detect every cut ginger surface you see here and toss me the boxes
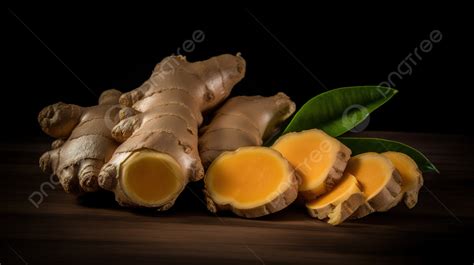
[272,129,351,201]
[120,151,185,207]
[97,54,246,210]
[204,147,299,218]
[382,152,424,209]
[346,152,403,218]
[306,173,365,225]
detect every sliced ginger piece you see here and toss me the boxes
[306,173,365,225]
[346,152,403,218]
[204,146,299,218]
[382,152,424,209]
[119,150,186,207]
[272,129,351,201]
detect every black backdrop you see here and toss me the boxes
[5,7,472,138]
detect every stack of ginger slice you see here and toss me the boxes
[205,129,424,225]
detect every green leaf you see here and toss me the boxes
[282,86,398,136]
[338,137,439,173]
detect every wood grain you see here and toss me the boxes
[1,132,473,265]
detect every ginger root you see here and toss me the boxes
[36,53,425,225]
[346,152,403,218]
[272,129,351,201]
[382,152,424,209]
[306,173,365,225]
[98,54,246,210]
[199,93,296,167]
[204,147,299,218]
[38,89,122,193]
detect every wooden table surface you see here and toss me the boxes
[1,132,472,265]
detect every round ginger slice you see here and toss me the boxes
[346,152,403,219]
[382,152,424,209]
[306,173,365,225]
[272,129,351,201]
[204,147,299,218]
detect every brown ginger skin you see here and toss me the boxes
[98,54,246,210]
[306,173,365,225]
[382,151,424,209]
[38,89,122,193]
[347,153,403,219]
[199,93,296,217]
[199,92,296,167]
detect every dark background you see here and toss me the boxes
[5,7,472,138]
[3,8,474,265]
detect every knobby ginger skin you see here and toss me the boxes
[98,54,246,210]
[199,93,296,167]
[38,89,122,193]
